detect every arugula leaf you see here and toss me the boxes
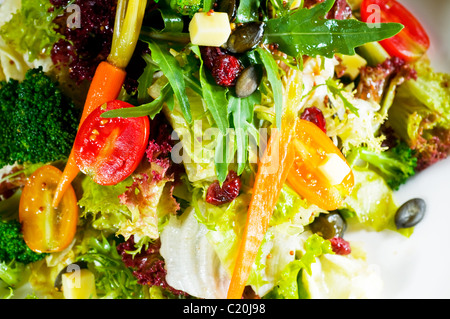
[235,0,261,23]
[146,40,193,123]
[228,92,260,175]
[136,55,160,104]
[192,45,229,135]
[256,47,283,129]
[215,131,235,184]
[264,0,404,58]
[103,83,173,119]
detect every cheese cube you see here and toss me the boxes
[189,12,231,47]
[318,153,351,186]
[62,268,97,299]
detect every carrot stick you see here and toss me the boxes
[227,129,295,298]
[52,62,126,208]
[227,69,303,299]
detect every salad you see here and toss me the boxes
[0,0,449,300]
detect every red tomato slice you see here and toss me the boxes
[287,119,354,211]
[74,100,150,185]
[360,0,430,62]
[19,165,78,253]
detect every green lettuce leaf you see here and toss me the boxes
[193,194,250,275]
[78,176,133,232]
[264,233,333,299]
[271,184,324,227]
[0,0,64,61]
[342,167,412,236]
[117,160,178,243]
[163,85,218,185]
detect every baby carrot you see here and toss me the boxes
[52,0,146,207]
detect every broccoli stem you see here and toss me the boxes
[388,100,426,147]
[108,0,147,69]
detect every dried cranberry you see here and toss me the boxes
[211,54,243,87]
[199,46,242,87]
[200,46,225,70]
[301,107,327,133]
[206,171,241,205]
[329,236,351,255]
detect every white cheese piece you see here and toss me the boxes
[318,153,351,186]
[189,12,231,47]
[62,268,97,299]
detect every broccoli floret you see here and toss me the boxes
[169,0,203,17]
[0,67,80,167]
[0,219,47,265]
[349,141,417,191]
[0,260,27,288]
[388,58,450,171]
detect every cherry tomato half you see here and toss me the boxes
[360,0,430,62]
[19,165,78,253]
[287,119,354,211]
[74,100,150,186]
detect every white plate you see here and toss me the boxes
[346,0,450,299]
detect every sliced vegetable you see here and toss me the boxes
[52,0,147,207]
[287,119,354,211]
[227,70,302,299]
[73,100,150,186]
[19,165,78,253]
[360,0,430,61]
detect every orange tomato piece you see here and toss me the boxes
[287,119,354,211]
[19,165,78,253]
